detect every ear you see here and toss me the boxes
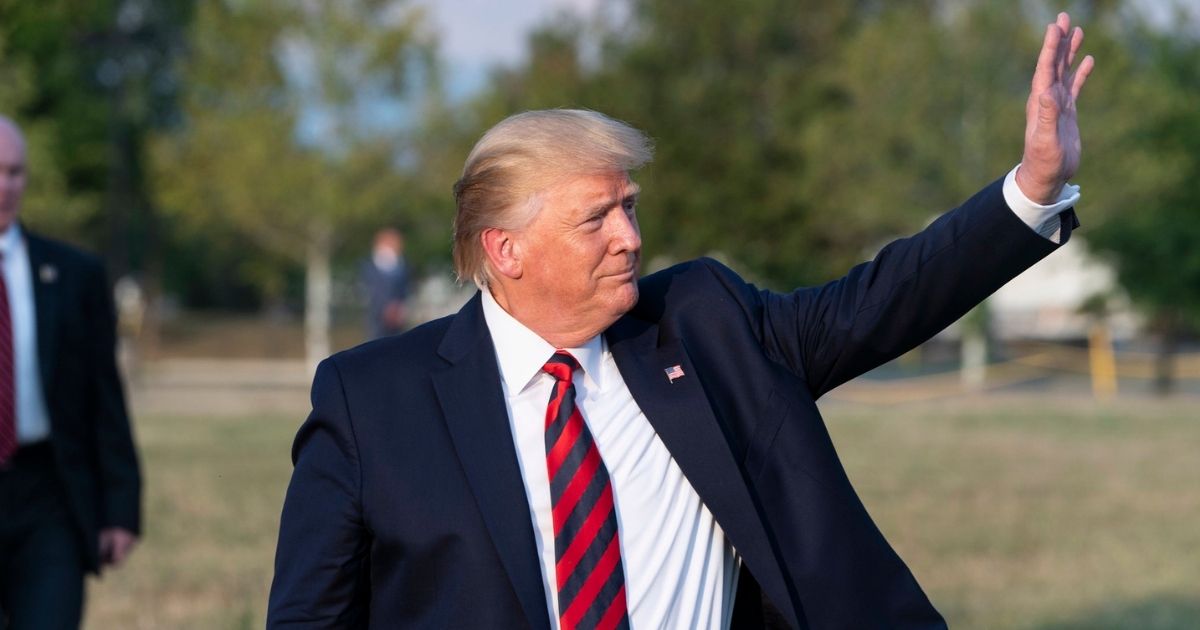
[480,227,522,280]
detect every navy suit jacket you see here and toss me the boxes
[268,178,1075,628]
[23,230,141,571]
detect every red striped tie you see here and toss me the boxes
[542,351,630,630]
[0,253,16,465]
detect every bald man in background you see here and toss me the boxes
[0,117,141,629]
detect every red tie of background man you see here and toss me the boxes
[0,252,17,466]
[542,351,630,630]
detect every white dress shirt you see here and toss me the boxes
[0,224,51,444]
[482,289,740,630]
[479,169,1076,628]
[1002,164,1080,243]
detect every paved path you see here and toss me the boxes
[127,357,1200,417]
[128,359,311,417]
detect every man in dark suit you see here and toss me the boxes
[269,13,1094,629]
[0,117,141,629]
[360,227,410,340]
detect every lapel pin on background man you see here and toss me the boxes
[269,12,1094,629]
[0,116,142,630]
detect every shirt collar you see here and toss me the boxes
[0,223,22,257]
[480,288,606,395]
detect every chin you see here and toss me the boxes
[612,282,639,313]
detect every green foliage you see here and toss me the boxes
[5,0,1198,323]
[151,0,441,304]
[0,34,89,238]
[453,0,1200,333]
[0,0,192,275]
[1085,26,1200,328]
[459,1,1046,288]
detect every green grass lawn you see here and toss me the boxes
[85,413,297,630]
[85,398,1200,629]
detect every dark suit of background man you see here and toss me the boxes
[361,227,410,340]
[270,13,1094,630]
[0,117,141,630]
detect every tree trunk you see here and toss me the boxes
[960,302,989,392]
[958,78,989,393]
[305,221,334,375]
[1154,311,1179,397]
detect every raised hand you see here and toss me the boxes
[1016,12,1096,205]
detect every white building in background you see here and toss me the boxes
[988,236,1141,340]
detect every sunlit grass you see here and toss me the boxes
[827,397,1200,629]
[85,414,296,630]
[84,398,1200,628]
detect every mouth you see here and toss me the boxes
[609,266,638,281]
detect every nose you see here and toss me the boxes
[608,209,641,255]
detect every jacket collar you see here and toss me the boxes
[431,292,552,630]
[432,290,800,629]
[606,310,802,626]
[21,229,59,393]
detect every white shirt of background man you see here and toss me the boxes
[0,223,51,444]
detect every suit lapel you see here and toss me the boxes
[430,293,551,630]
[607,314,801,626]
[23,232,59,393]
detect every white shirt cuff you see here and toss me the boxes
[1001,164,1080,244]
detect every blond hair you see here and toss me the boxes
[452,109,653,287]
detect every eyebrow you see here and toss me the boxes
[584,184,641,216]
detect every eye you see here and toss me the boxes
[622,198,637,214]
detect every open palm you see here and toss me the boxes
[1016,12,1096,205]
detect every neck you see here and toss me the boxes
[488,285,601,349]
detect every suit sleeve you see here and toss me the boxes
[749,177,1077,398]
[268,358,371,628]
[85,260,142,533]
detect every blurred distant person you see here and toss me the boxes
[0,117,141,629]
[361,227,410,339]
[271,14,1093,629]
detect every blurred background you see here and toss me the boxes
[1,0,1198,627]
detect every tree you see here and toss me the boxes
[0,32,82,235]
[0,0,192,278]
[454,0,1135,390]
[1082,18,1200,393]
[152,0,437,369]
[460,1,1046,287]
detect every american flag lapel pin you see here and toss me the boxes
[664,364,685,383]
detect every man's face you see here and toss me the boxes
[512,171,642,336]
[0,125,27,232]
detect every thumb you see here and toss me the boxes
[1037,91,1059,130]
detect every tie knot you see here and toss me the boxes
[542,351,579,383]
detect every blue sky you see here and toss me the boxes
[416,0,601,99]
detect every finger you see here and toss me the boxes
[1033,22,1062,92]
[1067,26,1083,68]
[1071,54,1096,101]
[1055,20,1072,84]
[112,542,130,565]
